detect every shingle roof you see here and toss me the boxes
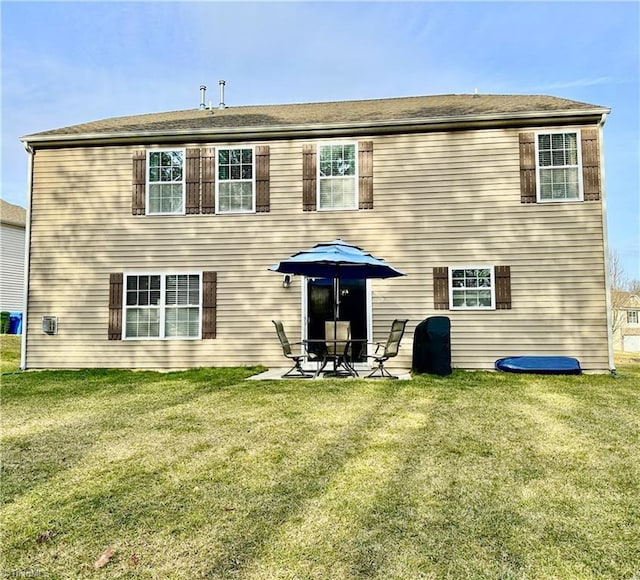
[23,93,609,142]
[0,200,27,227]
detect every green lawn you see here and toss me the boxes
[1,338,639,579]
[1,334,21,373]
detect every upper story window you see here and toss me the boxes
[217,147,255,213]
[536,132,582,202]
[318,143,358,210]
[147,150,185,214]
[627,310,639,325]
[124,273,201,339]
[449,267,495,309]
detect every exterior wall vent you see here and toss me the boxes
[42,316,58,335]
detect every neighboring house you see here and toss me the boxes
[0,199,26,313]
[20,93,613,371]
[613,292,640,352]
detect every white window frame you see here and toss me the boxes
[123,272,202,340]
[146,148,186,215]
[317,141,359,211]
[627,310,639,325]
[535,130,583,203]
[449,266,496,310]
[215,145,256,214]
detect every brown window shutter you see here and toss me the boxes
[132,150,146,215]
[519,133,537,204]
[202,271,217,339]
[185,148,201,214]
[581,128,600,201]
[302,144,317,211]
[201,147,216,214]
[495,266,512,310]
[255,145,270,212]
[358,140,374,209]
[433,267,449,310]
[108,273,123,340]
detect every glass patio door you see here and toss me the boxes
[306,278,368,363]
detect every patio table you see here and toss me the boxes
[302,338,367,378]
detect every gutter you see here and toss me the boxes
[20,142,34,370]
[21,107,611,148]
[598,111,616,373]
[0,218,26,229]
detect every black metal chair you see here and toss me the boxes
[272,320,314,378]
[366,319,409,379]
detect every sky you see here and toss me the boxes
[2,1,639,280]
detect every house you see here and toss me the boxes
[20,92,613,371]
[1,199,27,316]
[613,292,640,352]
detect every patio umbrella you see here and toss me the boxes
[269,238,406,328]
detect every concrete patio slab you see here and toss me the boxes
[247,368,412,380]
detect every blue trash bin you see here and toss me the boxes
[8,312,23,335]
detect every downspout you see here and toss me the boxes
[598,112,616,373]
[20,142,34,370]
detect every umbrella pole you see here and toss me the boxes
[333,273,338,373]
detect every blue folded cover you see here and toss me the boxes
[495,356,581,375]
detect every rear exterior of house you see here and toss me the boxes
[20,93,614,371]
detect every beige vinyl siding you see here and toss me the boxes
[25,126,609,371]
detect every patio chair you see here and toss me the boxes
[322,321,355,376]
[272,320,314,378]
[366,319,409,379]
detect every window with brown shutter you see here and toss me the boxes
[185,148,201,214]
[113,272,214,340]
[519,133,537,204]
[255,145,270,212]
[132,151,146,215]
[433,267,449,310]
[304,142,373,211]
[520,129,601,203]
[434,266,512,310]
[202,271,217,339]
[358,140,374,209]
[581,129,601,201]
[302,144,317,211]
[201,147,216,214]
[495,266,512,309]
[108,273,123,340]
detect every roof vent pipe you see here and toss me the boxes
[199,85,207,110]
[218,80,226,109]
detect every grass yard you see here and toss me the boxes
[1,337,639,579]
[1,334,21,373]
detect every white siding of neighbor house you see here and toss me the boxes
[1,223,26,312]
[24,125,610,371]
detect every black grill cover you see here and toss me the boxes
[412,316,452,376]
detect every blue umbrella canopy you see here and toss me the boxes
[268,239,406,280]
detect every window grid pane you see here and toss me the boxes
[318,144,357,210]
[451,268,493,309]
[148,150,184,213]
[124,274,200,339]
[125,308,160,338]
[537,133,580,200]
[319,178,356,209]
[217,148,254,212]
[165,307,200,337]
